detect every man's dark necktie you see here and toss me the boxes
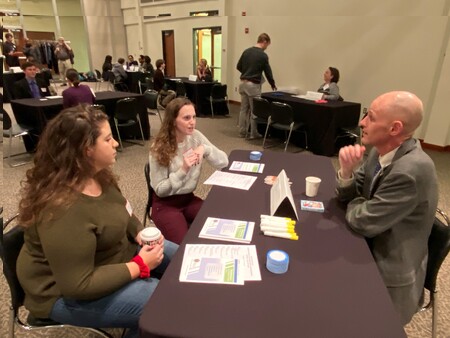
[370,160,382,192]
[30,80,41,98]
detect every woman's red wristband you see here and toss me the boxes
[131,255,150,278]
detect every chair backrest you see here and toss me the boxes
[2,108,12,130]
[425,210,450,292]
[143,89,159,110]
[95,69,102,80]
[114,97,138,121]
[91,104,106,112]
[107,71,116,84]
[145,77,154,90]
[1,225,26,316]
[143,162,154,227]
[210,84,227,99]
[270,101,294,125]
[252,97,271,120]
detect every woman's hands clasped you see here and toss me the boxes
[182,146,204,173]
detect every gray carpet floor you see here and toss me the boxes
[1,101,450,337]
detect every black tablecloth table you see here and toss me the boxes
[166,78,228,116]
[10,91,150,152]
[139,150,406,338]
[125,71,149,93]
[261,92,361,156]
[2,70,52,103]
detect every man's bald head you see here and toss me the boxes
[374,91,423,137]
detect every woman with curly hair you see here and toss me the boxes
[17,105,177,338]
[149,98,228,244]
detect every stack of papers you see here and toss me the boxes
[179,244,261,285]
[199,217,255,243]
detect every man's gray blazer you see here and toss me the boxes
[336,138,438,324]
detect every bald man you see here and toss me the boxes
[336,91,438,325]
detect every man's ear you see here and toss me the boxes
[390,120,403,136]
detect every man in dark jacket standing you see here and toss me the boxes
[237,33,277,139]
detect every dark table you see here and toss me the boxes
[166,78,228,116]
[10,91,150,152]
[125,71,149,93]
[139,150,406,338]
[2,70,52,103]
[261,92,361,156]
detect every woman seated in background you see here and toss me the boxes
[196,58,212,82]
[16,105,178,338]
[101,55,113,81]
[149,98,229,244]
[62,68,95,108]
[317,66,341,101]
[140,55,155,76]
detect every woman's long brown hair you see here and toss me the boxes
[150,97,193,167]
[18,105,118,227]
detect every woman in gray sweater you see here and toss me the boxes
[149,98,229,244]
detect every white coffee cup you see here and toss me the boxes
[305,176,321,197]
[140,227,161,248]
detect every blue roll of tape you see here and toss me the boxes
[249,151,262,161]
[266,250,289,274]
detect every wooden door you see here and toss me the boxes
[162,30,175,77]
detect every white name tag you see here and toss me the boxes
[125,200,133,216]
[41,88,48,92]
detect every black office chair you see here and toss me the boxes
[113,98,145,151]
[143,89,162,122]
[145,77,154,91]
[94,69,106,92]
[143,162,155,227]
[107,71,129,92]
[418,208,450,338]
[90,104,106,113]
[1,215,114,338]
[207,83,228,118]
[1,109,34,167]
[264,102,308,152]
[135,73,147,94]
[252,96,271,139]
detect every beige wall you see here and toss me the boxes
[11,0,448,146]
[82,0,127,72]
[119,0,450,147]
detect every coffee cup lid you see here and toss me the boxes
[140,227,161,241]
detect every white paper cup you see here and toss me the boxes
[305,176,321,197]
[140,227,161,248]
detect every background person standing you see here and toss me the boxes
[3,33,21,68]
[55,37,73,86]
[237,33,277,139]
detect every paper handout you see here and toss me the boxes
[204,170,257,190]
[199,217,255,243]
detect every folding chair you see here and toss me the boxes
[207,83,228,118]
[418,208,450,338]
[1,109,34,167]
[1,215,115,338]
[263,102,308,152]
[113,98,145,151]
